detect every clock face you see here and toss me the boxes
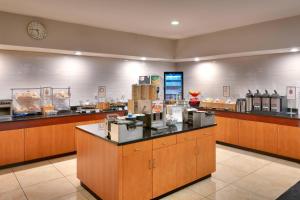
[27,21,47,40]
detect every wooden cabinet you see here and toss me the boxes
[196,129,216,178]
[255,122,278,154]
[238,120,256,149]
[25,123,76,161]
[176,132,197,186]
[215,116,239,145]
[53,123,76,154]
[0,129,24,166]
[25,125,55,160]
[152,136,177,198]
[277,125,300,159]
[122,141,153,200]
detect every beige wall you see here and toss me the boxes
[0,11,175,59]
[176,15,300,58]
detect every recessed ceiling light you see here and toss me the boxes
[74,51,82,55]
[141,57,147,61]
[194,57,200,62]
[290,48,299,52]
[171,20,180,26]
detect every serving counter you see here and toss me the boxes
[76,123,216,200]
[205,109,300,162]
[0,110,126,167]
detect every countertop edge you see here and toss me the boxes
[76,123,217,146]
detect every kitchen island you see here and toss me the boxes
[76,123,216,200]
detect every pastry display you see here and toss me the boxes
[12,89,42,114]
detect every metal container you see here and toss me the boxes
[236,98,246,112]
[183,109,215,127]
[110,120,143,142]
[262,90,271,112]
[271,90,287,113]
[0,99,12,120]
[253,90,262,111]
[246,90,253,112]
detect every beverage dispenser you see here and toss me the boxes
[271,90,287,113]
[253,90,262,111]
[262,90,271,112]
[246,90,253,112]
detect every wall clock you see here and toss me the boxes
[27,21,47,40]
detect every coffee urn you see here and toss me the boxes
[253,90,262,111]
[262,90,271,112]
[271,90,287,113]
[236,98,246,112]
[246,90,253,112]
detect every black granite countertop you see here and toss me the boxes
[200,108,300,120]
[0,110,125,123]
[76,123,216,146]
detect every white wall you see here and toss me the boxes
[177,52,300,100]
[0,50,175,105]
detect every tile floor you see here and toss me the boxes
[0,144,300,200]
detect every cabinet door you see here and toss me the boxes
[238,120,256,149]
[255,122,278,154]
[176,136,197,187]
[25,125,55,160]
[53,123,76,154]
[122,141,153,200]
[153,144,177,198]
[196,133,216,178]
[0,129,24,166]
[278,125,300,159]
[224,117,239,145]
[215,116,239,145]
[214,116,225,142]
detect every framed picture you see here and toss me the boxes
[98,86,106,98]
[223,86,230,97]
[139,76,150,84]
[287,86,296,100]
[150,75,161,86]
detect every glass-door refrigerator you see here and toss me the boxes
[164,72,184,100]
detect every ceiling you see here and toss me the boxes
[1,0,300,39]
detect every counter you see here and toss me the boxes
[76,122,216,200]
[76,123,216,145]
[0,110,126,131]
[0,110,125,167]
[200,109,300,127]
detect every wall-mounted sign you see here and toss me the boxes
[287,86,296,100]
[139,76,150,84]
[98,86,106,98]
[223,86,230,97]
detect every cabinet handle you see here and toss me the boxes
[134,148,141,151]
[148,160,152,169]
[161,142,166,146]
[153,159,156,168]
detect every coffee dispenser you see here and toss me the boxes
[271,90,287,113]
[253,90,262,111]
[246,90,253,112]
[236,98,246,112]
[262,90,271,112]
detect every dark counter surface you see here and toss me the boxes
[200,108,300,120]
[0,110,125,124]
[76,123,216,146]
